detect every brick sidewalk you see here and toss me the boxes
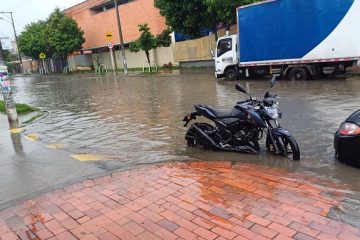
[0,161,359,240]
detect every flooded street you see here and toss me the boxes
[1,70,360,226]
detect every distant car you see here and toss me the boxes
[334,110,360,167]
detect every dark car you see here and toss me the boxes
[334,110,360,167]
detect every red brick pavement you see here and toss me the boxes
[0,161,359,240]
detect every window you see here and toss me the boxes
[90,0,130,14]
[217,38,232,57]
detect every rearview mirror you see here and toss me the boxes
[264,91,270,98]
[270,76,276,88]
[235,84,248,94]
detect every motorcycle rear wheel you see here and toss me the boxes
[186,123,214,148]
[243,140,260,153]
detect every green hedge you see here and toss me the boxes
[0,100,38,115]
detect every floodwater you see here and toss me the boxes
[1,69,360,226]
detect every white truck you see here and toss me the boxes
[215,0,360,80]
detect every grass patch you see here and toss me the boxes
[0,100,38,115]
[23,112,44,124]
[0,101,4,112]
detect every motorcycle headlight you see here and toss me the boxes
[265,107,280,119]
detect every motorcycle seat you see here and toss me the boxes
[202,105,233,118]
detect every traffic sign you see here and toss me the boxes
[39,52,46,59]
[107,42,113,49]
[105,32,113,41]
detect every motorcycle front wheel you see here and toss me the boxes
[266,135,300,160]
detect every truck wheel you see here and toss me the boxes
[224,69,237,81]
[289,67,308,80]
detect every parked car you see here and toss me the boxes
[334,110,360,167]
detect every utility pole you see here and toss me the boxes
[0,39,18,123]
[0,11,23,74]
[114,0,128,75]
[0,39,5,65]
[9,12,23,74]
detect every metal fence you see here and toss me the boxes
[40,57,68,73]
[7,57,67,74]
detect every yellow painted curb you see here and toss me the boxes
[70,154,117,161]
[10,128,24,134]
[47,144,67,149]
[25,133,39,141]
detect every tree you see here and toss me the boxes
[18,8,84,59]
[46,8,85,58]
[154,0,261,39]
[129,24,171,72]
[154,0,210,38]
[3,50,17,62]
[204,0,260,30]
[18,21,49,59]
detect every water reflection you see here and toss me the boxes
[9,121,24,154]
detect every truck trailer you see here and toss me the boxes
[215,0,360,80]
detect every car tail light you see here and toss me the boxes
[339,122,360,136]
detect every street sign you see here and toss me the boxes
[107,42,114,49]
[105,32,113,41]
[39,52,46,59]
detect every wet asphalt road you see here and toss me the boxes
[0,114,113,210]
[1,69,360,224]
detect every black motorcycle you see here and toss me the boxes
[182,77,300,160]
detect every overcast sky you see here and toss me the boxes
[0,0,85,49]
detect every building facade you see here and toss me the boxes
[64,0,176,70]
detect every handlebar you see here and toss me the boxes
[237,100,250,104]
[237,99,261,108]
[237,93,281,108]
[237,99,258,104]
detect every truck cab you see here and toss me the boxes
[214,34,238,80]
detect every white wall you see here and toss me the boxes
[90,44,178,70]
